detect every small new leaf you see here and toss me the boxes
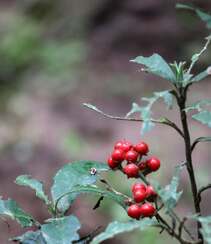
[131,54,176,83]
[91,218,157,244]
[51,161,109,212]
[185,99,211,113]
[15,175,49,204]
[192,111,211,128]
[0,199,35,227]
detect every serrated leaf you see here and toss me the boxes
[185,99,211,113]
[41,215,80,244]
[126,90,173,135]
[192,111,211,128]
[192,216,211,243]
[91,218,157,244]
[0,199,35,227]
[191,67,211,83]
[151,165,183,211]
[11,231,46,244]
[131,54,176,82]
[51,161,109,212]
[15,175,49,204]
[54,185,128,211]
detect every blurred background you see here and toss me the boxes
[0,0,211,243]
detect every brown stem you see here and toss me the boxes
[177,89,202,241]
[198,184,211,203]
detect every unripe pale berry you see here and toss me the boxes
[112,149,125,162]
[133,189,147,203]
[134,142,149,155]
[125,150,138,163]
[139,203,156,217]
[127,204,141,219]
[147,157,160,171]
[123,164,139,178]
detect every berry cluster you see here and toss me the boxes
[127,183,156,219]
[107,140,160,177]
[107,140,161,220]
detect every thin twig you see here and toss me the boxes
[197,184,211,203]
[179,217,187,239]
[83,103,184,138]
[191,137,211,152]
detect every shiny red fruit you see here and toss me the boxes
[114,141,124,150]
[132,183,146,193]
[111,149,125,162]
[139,203,156,217]
[107,157,119,169]
[134,142,149,155]
[121,141,133,152]
[123,164,139,178]
[146,185,157,197]
[139,161,147,170]
[125,150,138,163]
[147,157,160,171]
[133,189,147,203]
[127,204,141,219]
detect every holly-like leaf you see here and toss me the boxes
[192,216,211,243]
[191,67,211,83]
[126,90,173,135]
[11,231,46,244]
[192,111,211,128]
[91,218,157,244]
[51,161,109,212]
[151,165,183,211]
[15,175,49,204]
[41,215,80,244]
[0,199,35,227]
[131,54,176,83]
[54,185,129,211]
[176,4,211,29]
[185,99,211,113]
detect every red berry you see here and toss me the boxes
[139,161,147,170]
[134,142,149,155]
[121,141,133,152]
[133,189,147,203]
[127,204,141,219]
[146,185,157,197]
[139,203,156,217]
[114,141,124,150]
[132,183,146,193]
[111,149,125,162]
[107,157,119,169]
[125,150,138,163]
[123,164,139,178]
[147,157,160,171]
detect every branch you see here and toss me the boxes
[191,137,211,152]
[198,184,211,203]
[83,103,184,138]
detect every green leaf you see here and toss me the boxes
[91,218,157,244]
[191,67,211,83]
[11,231,46,244]
[51,161,109,212]
[126,90,173,135]
[192,111,211,128]
[185,99,211,113]
[15,175,49,204]
[176,4,211,29]
[131,54,176,82]
[55,185,129,211]
[0,199,35,227]
[193,216,211,243]
[41,215,80,244]
[151,165,183,211]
